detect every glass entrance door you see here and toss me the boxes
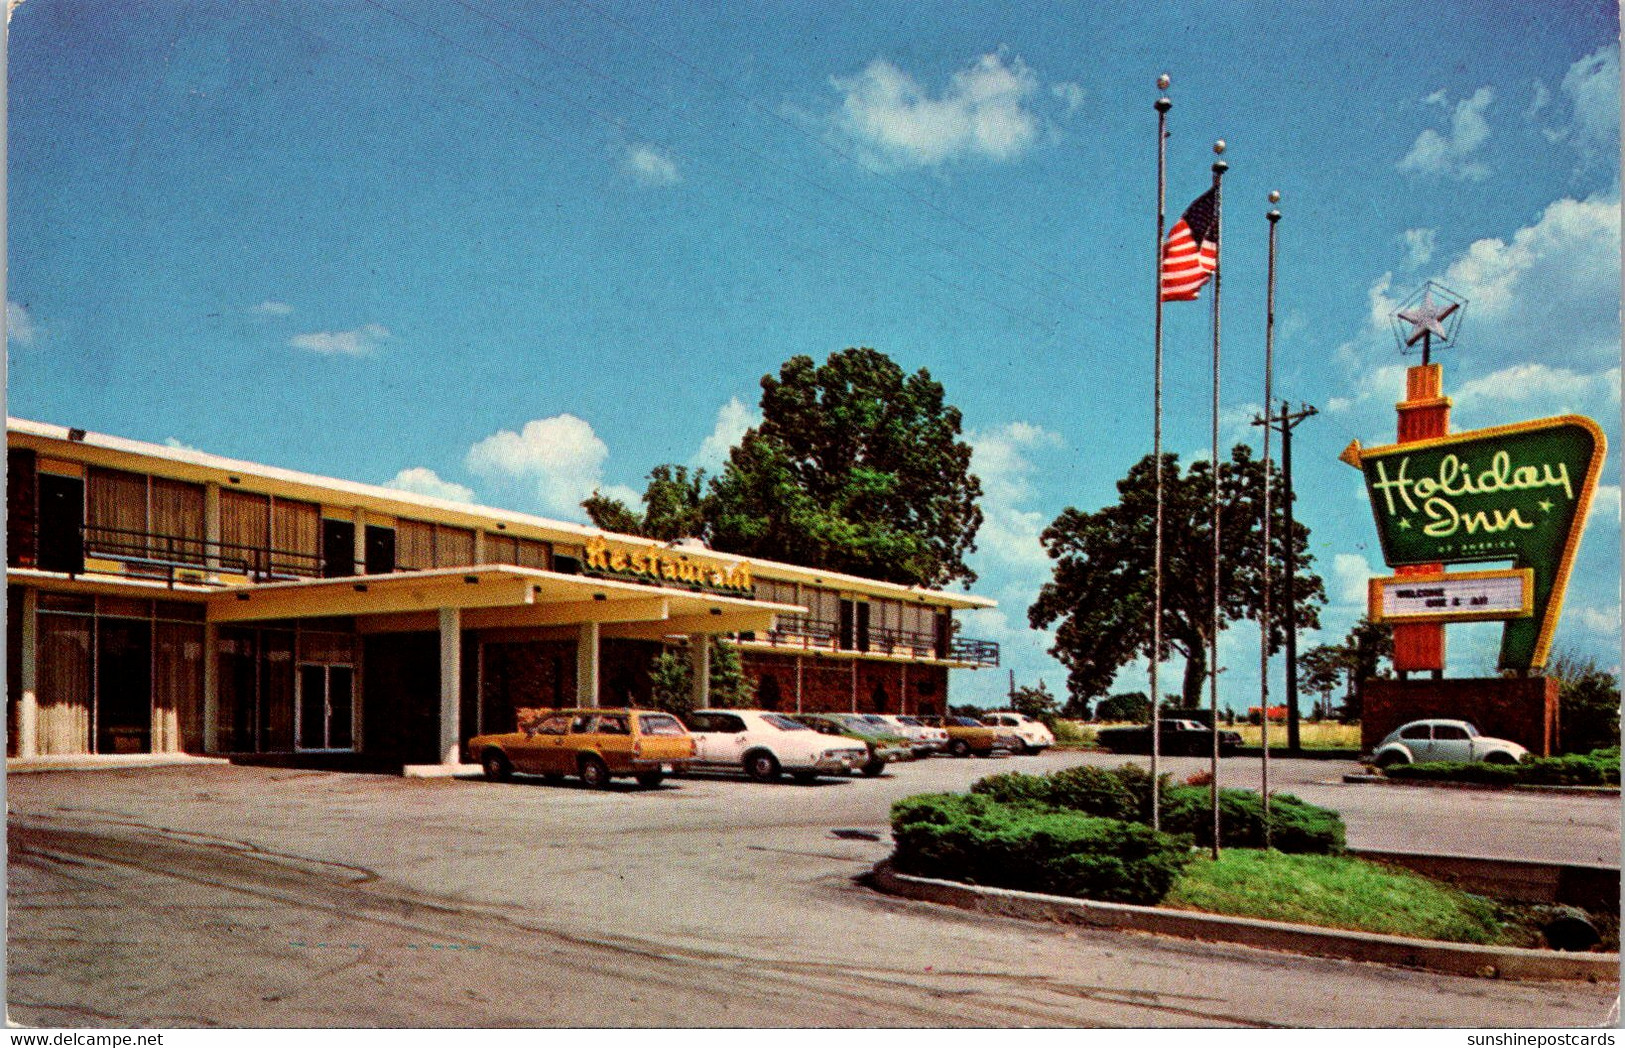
[297,664,355,751]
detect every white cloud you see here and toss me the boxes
[692,397,759,472]
[1590,484,1621,525]
[289,323,391,356]
[251,300,294,316]
[829,49,1041,168]
[1331,553,1373,607]
[7,301,37,345]
[163,437,199,451]
[1527,81,1551,120]
[1051,81,1085,115]
[969,421,1063,570]
[1576,604,1622,636]
[465,415,637,519]
[384,467,476,504]
[1559,44,1620,159]
[1451,363,1619,421]
[1397,86,1493,181]
[624,144,680,186]
[1400,228,1436,269]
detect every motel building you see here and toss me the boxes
[4,418,999,771]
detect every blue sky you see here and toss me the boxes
[8,0,1620,709]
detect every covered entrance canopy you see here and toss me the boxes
[205,564,804,772]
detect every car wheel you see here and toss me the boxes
[948,739,971,758]
[481,750,512,782]
[745,751,781,782]
[634,770,665,788]
[859,756,886,777]
[790,770,819,785]
[578,755,612,788]
[1374,750,1409,769]
[1482,750,1519,765]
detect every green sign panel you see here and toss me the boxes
[1348,416,1605,670]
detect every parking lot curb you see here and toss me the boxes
[6,754,232,774]
[867,861,1620,983]
[1341,773,1620,796]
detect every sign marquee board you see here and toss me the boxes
[1344,415,1605,670]
[1369,569,1532,625]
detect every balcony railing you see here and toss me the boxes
[78,524,322,585]
[748,617,999,667]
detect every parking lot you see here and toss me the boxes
[8,750,1618,1028]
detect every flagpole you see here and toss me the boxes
[1260,192,1281,850]
[1151,74,1171,832]
[1208,140,1227,861]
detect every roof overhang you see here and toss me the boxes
[203,564,804,635]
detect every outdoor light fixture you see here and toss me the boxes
[235,593,250,602]
[495,522,507,530]
[228,476,241,484]
[464,575,479,584]
[593,593,607,601]
[710,608,722,616]
[67,428,86,441]
[353,583,368,592]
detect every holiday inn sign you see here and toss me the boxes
[1342,415,1606,670]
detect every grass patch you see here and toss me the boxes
[1231,721,1362,749]
[1164,850,1520,944]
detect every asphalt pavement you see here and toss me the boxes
[7,750,1619,1028]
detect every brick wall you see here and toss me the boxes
[739,651,949,715]
[1362,676,1559,756]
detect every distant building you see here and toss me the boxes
[6,419,998,768]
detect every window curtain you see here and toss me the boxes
[153,621,204,752]
[36,613,92,754]
[151,478,206,565]
[85,467,148,556]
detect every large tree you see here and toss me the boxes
[584,465,709,542]
[707,348,983,588]
[1029,446,1326,709]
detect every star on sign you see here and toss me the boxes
[1539,499,1553,513]
[1395,518,1412,530]
[1397,291,1459,347]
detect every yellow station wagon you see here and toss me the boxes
[468,708,695,788]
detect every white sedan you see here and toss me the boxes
[1370,719,1528,768]
[684,709,870,783]
[980,711,1056,754]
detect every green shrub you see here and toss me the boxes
[1046,718,1089,745]
[890,793,1191,905]
[970,763,1345,854]
[1387,747,1620,787]
[1159,785,1345,854]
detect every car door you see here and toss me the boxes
[515,713,572,774]
[708,713,750,765]
[1398,722,1434,762]
[685,713,720,764]
[1430,723,1472,762]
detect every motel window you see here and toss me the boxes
[8,447,38,568]
[83,468,207,568]
[397,519,479,570]
[220,490,320,578]
[483,532,551,569]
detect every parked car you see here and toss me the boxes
[789,713,913,776]
[893,715,950,753]
[1370,719,1528,768]
[980,711,1055,754]
[1094,719,1242,757]
[468,708,694,788]
[859,714,941,757]
[916,715,1019,757]
[683,708,869,783]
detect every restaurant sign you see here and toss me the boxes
[582,535,754,595]
[1342,415,1605,669]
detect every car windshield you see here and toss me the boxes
[637,714,686,736]
[760,713,811,732]
[948,717,982,727]
[897,717,923,726]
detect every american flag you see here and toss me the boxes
[1160,187,1218,302]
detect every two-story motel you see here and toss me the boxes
[5,418,999,770]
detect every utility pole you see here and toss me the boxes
[1255,399,1317,751]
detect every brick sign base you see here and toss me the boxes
[1362,676,1559,756]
